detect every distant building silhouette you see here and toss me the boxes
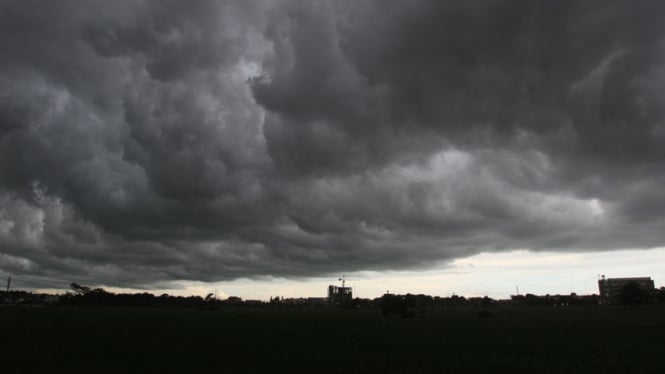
[327,285,352,307]
[225,296,243,305]
[598,276,654,304]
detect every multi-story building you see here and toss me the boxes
[327,285,352,307]
[598,276,654,304]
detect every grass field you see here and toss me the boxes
[1,305,665,373]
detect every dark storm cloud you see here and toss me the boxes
[1,0,664,289]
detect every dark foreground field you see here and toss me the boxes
[1,305,665,373]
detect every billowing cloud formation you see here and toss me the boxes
[1,0,664,289]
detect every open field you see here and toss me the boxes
[2,305,665,373]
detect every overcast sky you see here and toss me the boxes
[1,0,664,298]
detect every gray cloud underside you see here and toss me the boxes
[1,0,664,288]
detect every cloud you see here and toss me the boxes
[0,0,664,289]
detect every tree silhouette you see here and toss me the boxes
[70,283,91,295]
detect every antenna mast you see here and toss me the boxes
[338,275,346,288]
[5,275,10,293]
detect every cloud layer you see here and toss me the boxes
[1,0,664,288]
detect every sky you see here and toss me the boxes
[1,0,665,300]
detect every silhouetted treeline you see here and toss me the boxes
[4,284,665,309]
[0,284,220,309]
[59,283,238,309]
[0,290,59,305]
[507,287,665,307]
[380,293,497,317]
[510,293,600,306]
[61,289,205,308]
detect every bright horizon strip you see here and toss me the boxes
[33,247,665,301]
